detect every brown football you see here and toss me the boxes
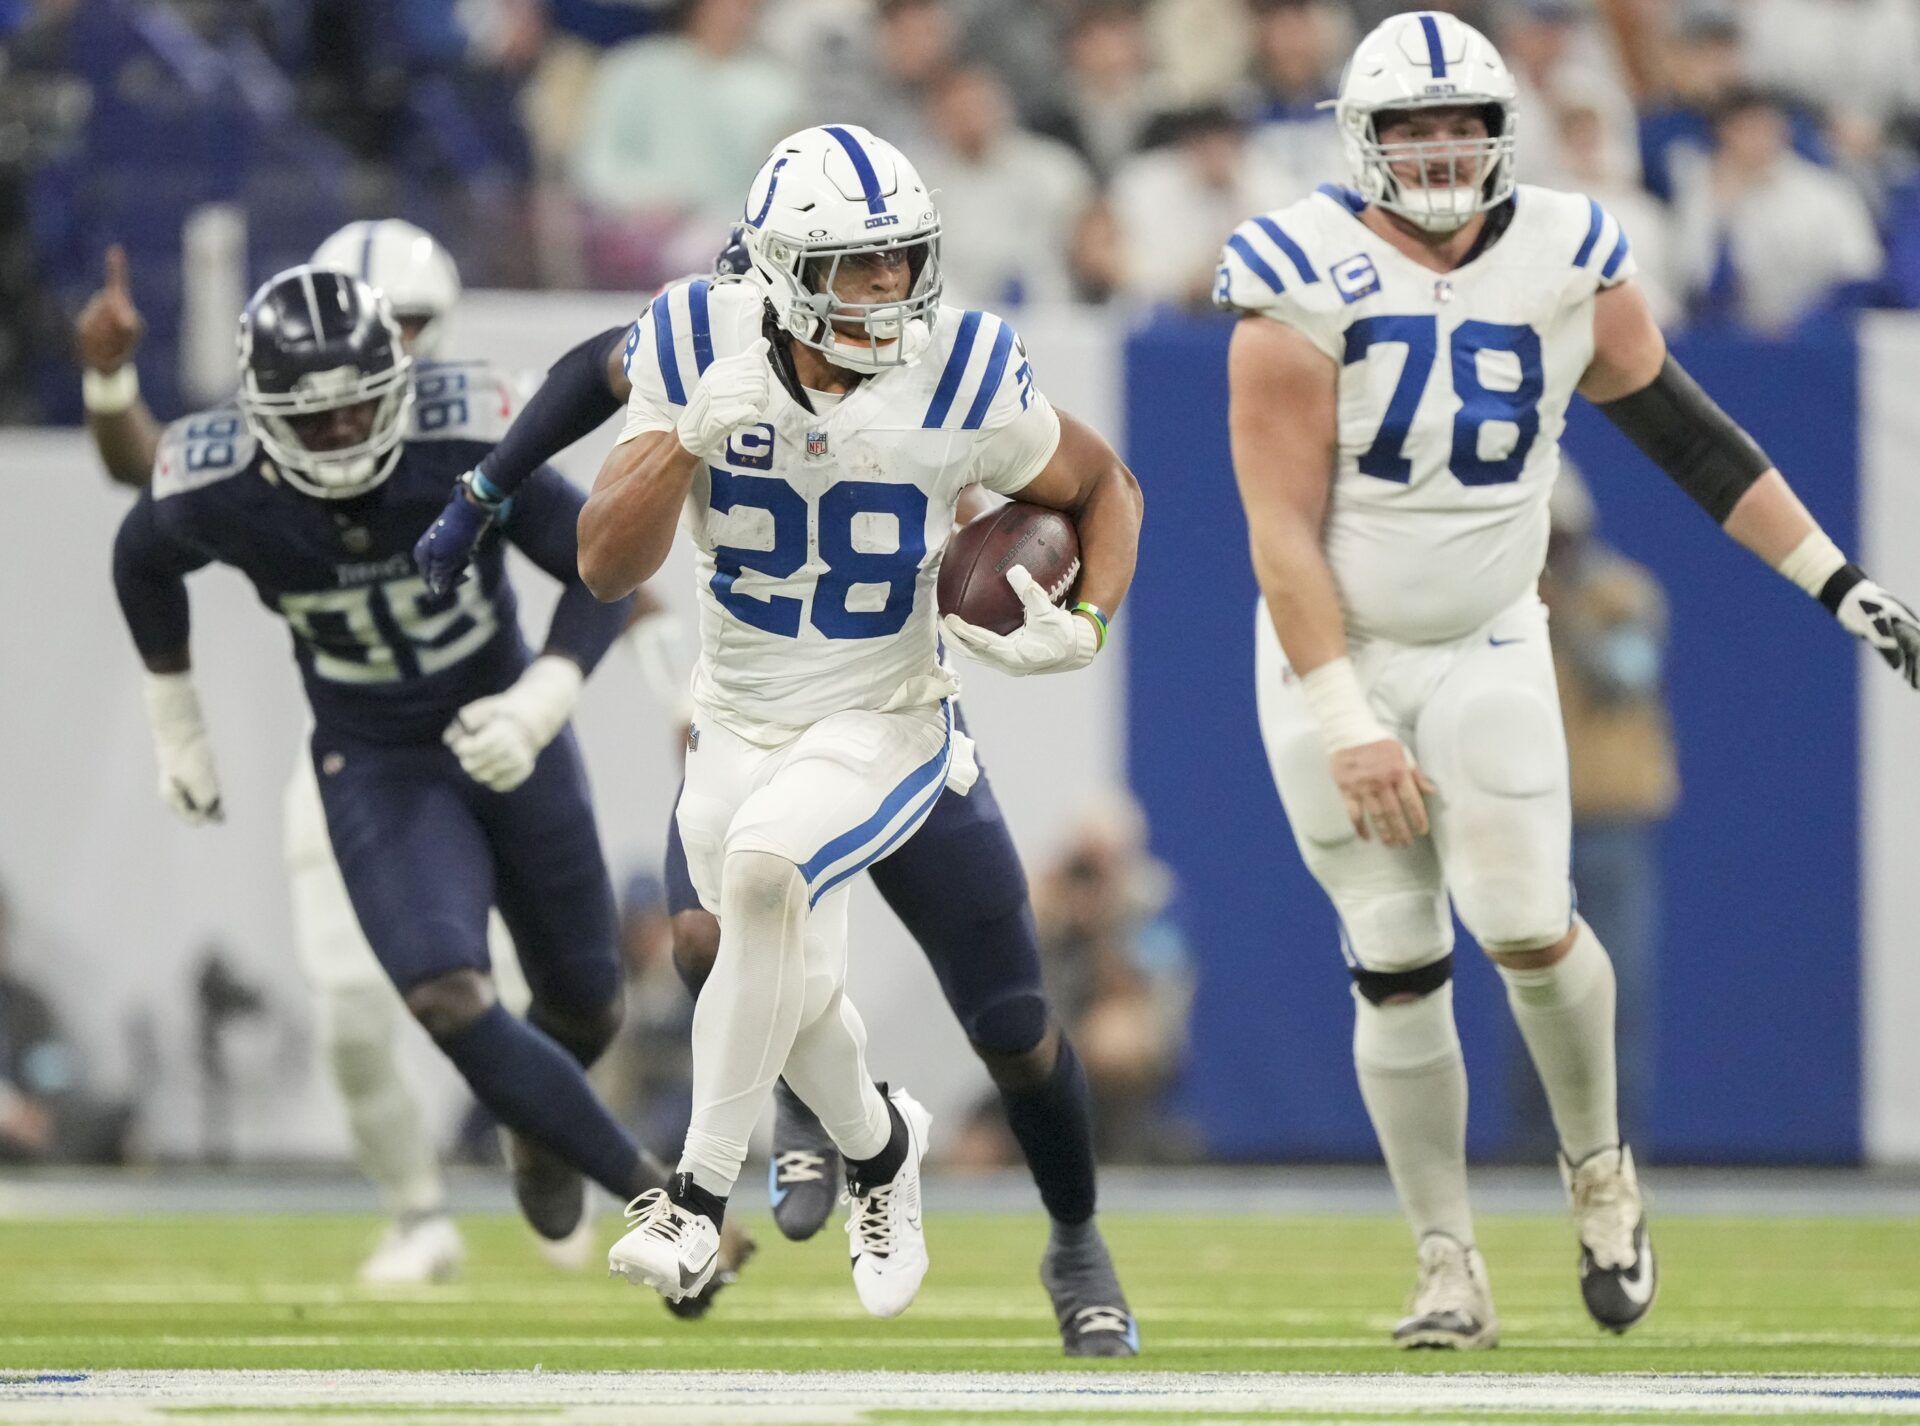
[938,502,1082,636]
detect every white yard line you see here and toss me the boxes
[3,1371,1920,1422]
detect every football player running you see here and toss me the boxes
[108,266,746,1306]
[1221,11,1919,1349]
[413,231,1141,1353]
[577,125,1141,1316]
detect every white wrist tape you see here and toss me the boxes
[82,365,140,415]
[1299,656,1389,752]
[512,655,586,745]
[1777,529,1848,599]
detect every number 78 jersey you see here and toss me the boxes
[1218,182,1637,645]
[618,279,1060,743]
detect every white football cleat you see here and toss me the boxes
[357,1215,464,1286]
[607,1186,720,1304]
[1392,1233,1500,1350]
[844,1086,932,1319]
[1563,1144,1658,1333]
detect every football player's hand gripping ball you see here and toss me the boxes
[942,565,1099,677]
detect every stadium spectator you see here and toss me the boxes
[922,65,1100,306]
[1736,0,1920,133]
[1498,0,1638,187]
[1145,0,1253,105]
[1108,105,1279,309]
[1241,0,1347,206]
[1525,469,1678,1155]
[1029,1,1164,180]
[1549,98,1680,326]
[592,871,694,1155]
[569,0,799,287]
[1672,87,1883,333]
[0,881,133,1165]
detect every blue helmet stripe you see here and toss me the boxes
[1419,13,1447,77]
[923,310,982,427]
[747,156,788,227]
[688,279,714,375]
[1573,198,1604,267]
[357,222,377,280]
[650,290,686,405]
[823,125,887,215]
[1226,234,1285,294]
[960,319,1016,430]
[1600,228,1632,281]
[1251,216,1319,284]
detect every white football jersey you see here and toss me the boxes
[1218,182,1637,645]
[619,278,1061,743]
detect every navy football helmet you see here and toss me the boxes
[237,265,414,499]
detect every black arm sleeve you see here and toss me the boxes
[1595,355,1774,524]
[503,464,636,672]
[111,492,210,662]
[476,325,632,498]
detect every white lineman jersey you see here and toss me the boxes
[618,279,1062,743]
[1217,183,1638,645]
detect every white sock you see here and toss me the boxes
[679,848,810,1198]
[320,982,444,1218]
[1498,918,1620,1163]
[1352,980,1475,1246]
[782,990,892,1161]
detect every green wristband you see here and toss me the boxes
[1071,600,1110,652]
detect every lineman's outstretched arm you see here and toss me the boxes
[1583,281,1920,686]
[1229,315,1434,847]
[77,245,163,487]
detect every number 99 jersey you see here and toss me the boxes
[1217,183,1636,645]
[618,278,1060,744]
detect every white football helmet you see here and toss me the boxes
[1333,12,1518,233]
[737,125,942,374]
[311,219,462,358]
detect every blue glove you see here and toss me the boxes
[415,469,507,596]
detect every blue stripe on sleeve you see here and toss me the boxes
[960,319,1016,430]
[1226,234,1285,294]
[1419,13,1447,77]
[1600,228,1632,281]
[649,290,685,406]
[1573,198,1604,268]
[688,279,714,376]
[923,310,982,427]
[823,125,887,214]
[1251,215,1319,283]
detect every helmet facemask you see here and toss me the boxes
[241,356,415,500]
[1344,100,1517,234]
[752,225,942,374]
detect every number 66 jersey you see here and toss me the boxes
[617,278,1059,745]
[1216,182,1636,645]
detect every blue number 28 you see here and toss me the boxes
[708,471,927,641]
[1343,317,1543,486]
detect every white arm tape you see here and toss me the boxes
[83,365,140,415]
[1777,528,1848,599]
[1298,655,1389,752]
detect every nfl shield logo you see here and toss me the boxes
[806,429,829,458]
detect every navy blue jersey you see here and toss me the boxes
[112,361,630,745]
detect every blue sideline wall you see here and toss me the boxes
[1124,317,1860,1164]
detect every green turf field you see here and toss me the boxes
[0,1211,1916,1422]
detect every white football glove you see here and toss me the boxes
[675,336,772,458]
[443,655,584,793]
[141,671,224,825]
[941,565,1100,678]
[1834,577,1920,688]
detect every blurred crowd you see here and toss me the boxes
[4,0,1920,422]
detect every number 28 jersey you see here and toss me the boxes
[1217,183,1637,645]
[618,279,1060,744]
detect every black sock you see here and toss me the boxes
[438,1002,646,1203]
[668,1171,728,1229]
[845,1091,909,1191]
[1001,1036,1098,1226]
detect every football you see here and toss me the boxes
[938,501,1082,636]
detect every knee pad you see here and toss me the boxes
[671,909,722,997]
[720,847,806,928]
[1352,976,1461,1073]
[529,997,623,1068]
[1456,879,1572,953]
[1338,889,1453,974]
[402,968,498,1042]
[966,993,1049,1059]
[1350,953,1453,1007]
